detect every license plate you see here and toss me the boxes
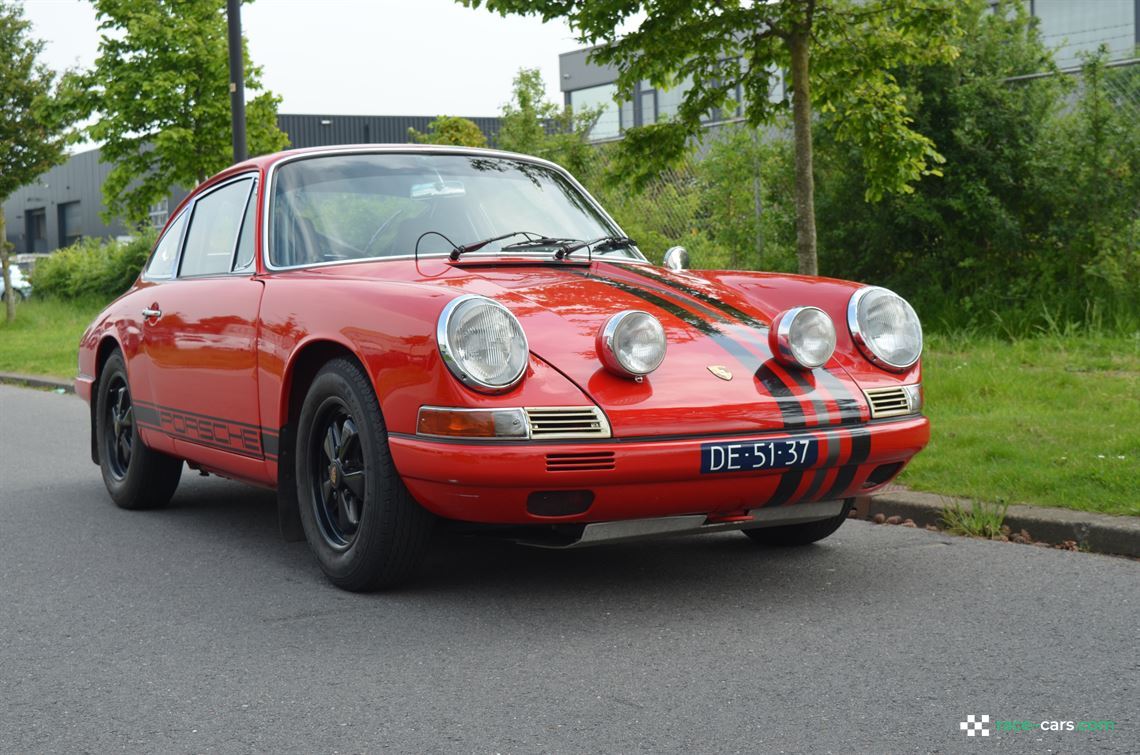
[700,438,819,474]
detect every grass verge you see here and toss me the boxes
[0,297,105,379]
[900,333,1140,517]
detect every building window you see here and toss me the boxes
[149,198,170,229]
[656,75,693,122]
[569,84,622,140]
[58,201,82,247]
[25,208,47,254]
[640,82,657,126]
[1033,0,1135,68]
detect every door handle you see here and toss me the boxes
[141,307,162,320]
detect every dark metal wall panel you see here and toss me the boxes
[277,114,501,148]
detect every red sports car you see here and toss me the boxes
[77,146,929,591]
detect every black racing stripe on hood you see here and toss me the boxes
[754,364,807,429]
[561,268,765,375]
[813,369,866,425]
[621,265,768,330]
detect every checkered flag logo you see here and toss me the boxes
[960,714,991,737]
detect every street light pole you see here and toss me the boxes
[226,0,247,163]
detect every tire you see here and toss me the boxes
[295,358,433,591]
[95,352,183,509]
[742,499,853,546]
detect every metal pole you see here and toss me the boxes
[226,0,247,163]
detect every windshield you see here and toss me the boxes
[269,152,644,267]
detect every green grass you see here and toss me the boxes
[0,297,106,379]
[2,297,1137,516]
[901,333,1140,517]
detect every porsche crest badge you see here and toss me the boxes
[707,365,733,381]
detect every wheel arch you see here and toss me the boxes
[89,335,125,465]
[273,338,377,541]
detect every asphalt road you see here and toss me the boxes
[0,384,1136,754]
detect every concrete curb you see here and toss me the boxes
[0,372,74,393]
[855,488,1140,558]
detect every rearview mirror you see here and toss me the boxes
[411,180,466,199]
[663,246,689,271]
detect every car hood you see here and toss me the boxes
[441,260,871,438]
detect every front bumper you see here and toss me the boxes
[388,416,929,524]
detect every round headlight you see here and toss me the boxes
[848,286,923,370]
[770,307,837,369]
[437,295,529,393]
[597,310,667,378]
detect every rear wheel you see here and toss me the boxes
[95,353,183,509]
[295,358,433,591]
[742,500,853,546]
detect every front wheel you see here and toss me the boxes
[95,352,183,509]
[742,500,853,546]
[295,358,433,591]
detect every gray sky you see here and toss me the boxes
[21,0,585,117]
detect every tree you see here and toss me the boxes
[408,115,489,147]
[495,68,599,176]
[460,0,964,275]
[67,0,289,225]
[0,1,75,321]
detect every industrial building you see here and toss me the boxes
[2,113,500,255]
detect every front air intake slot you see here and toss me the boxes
[525,406,611,439]
[863,386,910,419]
[545,451,616,472]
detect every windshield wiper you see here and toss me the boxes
[554,236,637,260]
[449,230,543,260]
[500,236,578,252]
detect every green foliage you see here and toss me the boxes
[940,499,1009,538]
[31,232,157,300]
[0,296,107,378]
[815,1,1139,333]
[0,1,75,201]
[408,115,489,147]
[495,68,600,176]
[64,0,289,225]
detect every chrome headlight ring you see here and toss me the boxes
[596,310,667,379]
[847,286,923,371]
[437,294,529,394]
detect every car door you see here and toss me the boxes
[140,174,269,475]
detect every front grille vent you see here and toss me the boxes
[545,451,616,472]
[525,406,612,439]
[864,386,911,419]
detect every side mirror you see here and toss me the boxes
[663,246,689,271]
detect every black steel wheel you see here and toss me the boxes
[95,352,182,509]
[742,500,853,546]
[295,358,433,591]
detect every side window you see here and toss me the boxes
[232,187,258,273]
[145,212,188,279]
[180,178,253,277]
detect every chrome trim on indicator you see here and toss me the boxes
[436,294,529,394]
[770,306,836,370]
[847,286,923,372]
[414,404,612,440]
[596,310,666,379]
[519,500,847,549]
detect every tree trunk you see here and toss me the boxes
[788,31,818,276]
[0,213,15,323]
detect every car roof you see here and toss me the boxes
[228,144,562,174]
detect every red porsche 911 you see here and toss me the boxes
[77,146,929,591]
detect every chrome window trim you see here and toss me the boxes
[260,145,648,273]
[847,286,923,372]
[436,294,529,394]
[177,173,259,279]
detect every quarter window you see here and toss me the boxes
[145,212,188,279]
[180,178,254,277]
[232,187,258,273]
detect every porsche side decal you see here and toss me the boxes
[133,400,278,461]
